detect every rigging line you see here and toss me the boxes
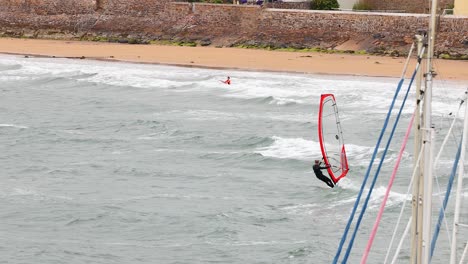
[332,78,404,263]
[400,42,416,77]
[451,91,468,142]
[390,217,412,264]
[341,45,425,264]
[361,107,416,264]
[460,242,468,264]
[430,139,462,260]
[450,127,462,148]
[383,85,427,264]
[432,58,464,142]
[332,43,416,264]
[449,88,468,264]
[446,92,468,143]
[385,146,425,264]
[431,92,467,250]
[446,110,464,150]
[433,94,466,165]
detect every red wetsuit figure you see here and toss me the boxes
[222,76,231,85]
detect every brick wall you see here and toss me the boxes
[263,2,310,10]
[0,0,466,56]
[1,0,96,15]
[96,0,170,15]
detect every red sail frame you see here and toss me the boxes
[318,94,349,183]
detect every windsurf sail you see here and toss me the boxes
[318,94,349,183]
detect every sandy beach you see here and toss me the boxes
[0,38,467,81]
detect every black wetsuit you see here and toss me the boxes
[313,164,334,188]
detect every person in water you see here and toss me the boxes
[313,160,334,188]
[222,76,231,85]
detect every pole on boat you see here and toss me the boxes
[421,0,438,262]
[411,33,424,264]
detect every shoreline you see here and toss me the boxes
[1,38,467,81]
[1,51,401,80]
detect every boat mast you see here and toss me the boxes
[421,0,438,262]
[411,33,424,264]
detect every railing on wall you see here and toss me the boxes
[442,8,454,15]
[332,8,407,13]
[168,0,450,14]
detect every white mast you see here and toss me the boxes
[411,34,424,264]
[420,0,438,262]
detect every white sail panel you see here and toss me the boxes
[318,94,349,183]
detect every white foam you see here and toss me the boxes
[334,177,359,191]
[8,188,72,201]
[256,136,377,162]
[1,55,464,114]
[255,136,321,160]
[0,124,28,129]
[331,182,410,210]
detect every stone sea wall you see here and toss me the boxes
[1,0,96,14]
[0,0,467,57]
[263,2,311,10]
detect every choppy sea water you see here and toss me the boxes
[1,54,467,264]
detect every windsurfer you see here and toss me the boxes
[313,159,334,188]
[222,76,231,85]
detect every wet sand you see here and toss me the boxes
[0,38,467,81]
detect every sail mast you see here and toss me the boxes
[420,0,438,262]
[411,33,424,264]
[426,0,438,74]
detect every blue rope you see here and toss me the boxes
[341,66,418,263]
[430,140,462,259]
[332,78,405,264]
